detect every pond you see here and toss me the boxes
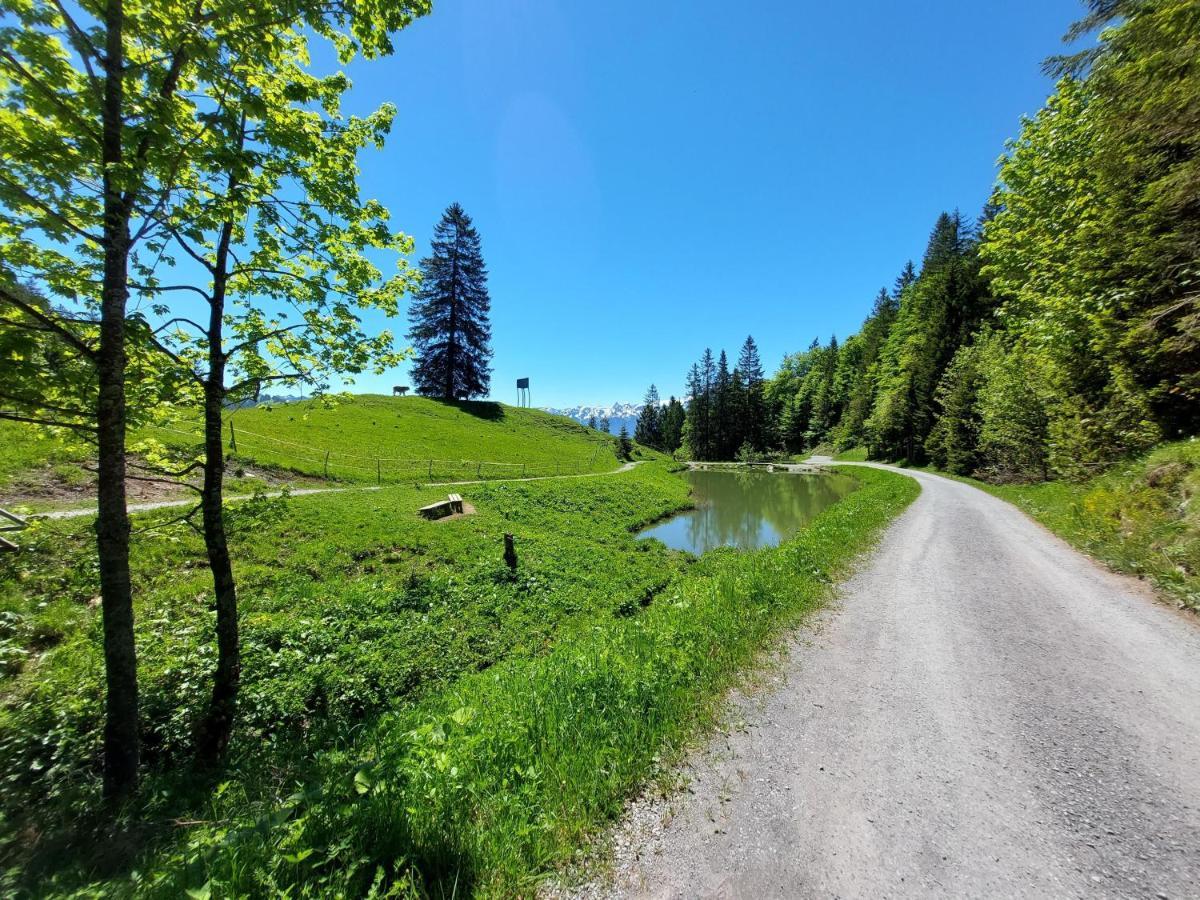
[638,468,857,554]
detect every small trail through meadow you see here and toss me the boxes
[32,461,643,520]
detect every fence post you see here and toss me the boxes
[376,457,381,485]
[522,462,526,477]
[228,419,237,454]
[324,450,330,479]
[476,461,482,478]
[428,459,433,480]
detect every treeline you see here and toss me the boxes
[653,1,1199,479]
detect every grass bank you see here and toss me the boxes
[160,395,626,483]
[971,440,1199,612]
[0,421,89,493]
[1,397,631,508]
[835,439,1199,612]
[0,463,916,896]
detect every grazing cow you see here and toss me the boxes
[393,385,409,397]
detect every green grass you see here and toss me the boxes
[2,397,633,504]
[0,421,89,492]
[961,440,1200,612]
[0,461,917,897]
[831,446,868,462]
[150,395,629,484]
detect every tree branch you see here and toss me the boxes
[0,173,102,246]
[0,410,95,433]
[0,284,99,360]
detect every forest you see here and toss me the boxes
[642,0,1199,481]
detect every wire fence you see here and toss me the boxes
[143,423,617,485]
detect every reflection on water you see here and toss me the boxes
[638,468,856,554]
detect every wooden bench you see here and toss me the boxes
[419,499,455,520]
[420,494,465,520]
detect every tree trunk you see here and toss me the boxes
[195,213,240,766]
[97,0,139,803]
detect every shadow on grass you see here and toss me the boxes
[440,399,505,422]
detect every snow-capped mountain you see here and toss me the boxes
[544,401,642,436]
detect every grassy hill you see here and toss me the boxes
[0,397,633,502]
[150,395,627,483]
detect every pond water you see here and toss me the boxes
[638,468,857,554]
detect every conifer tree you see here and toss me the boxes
[737,336,767,450]
[714,350,733,458]
[894,260,917,299]
[866,212,988,461]
[587,414,597,430]
[635,384,663,449]
[408,203,493,400]
[617,423,633,460]
[661,396,686,453]
[683,350,718,460]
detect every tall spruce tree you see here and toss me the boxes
[661,396,686,453]
[894,260,917,299]
[714,350,733,458]
[635,384,663,449]
[737,336,767,450]
[866,211,988,461]
[408,203,493,399]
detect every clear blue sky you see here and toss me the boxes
[332,0,1085,408]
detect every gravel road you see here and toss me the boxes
[566,462,1200,899]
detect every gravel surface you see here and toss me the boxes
[561,463,1200,899]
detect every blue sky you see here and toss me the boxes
[332,0,1085,408]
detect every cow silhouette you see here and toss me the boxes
[393,385,409,397]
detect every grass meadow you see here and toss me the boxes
[0,458,918,896]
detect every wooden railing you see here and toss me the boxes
[0,508,28,552]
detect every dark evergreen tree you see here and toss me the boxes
[635,384,663,449]
[925,342,984,474]
[835,287,899,449]
[714,350,732,458]
[661,396,686,453]
[737,335,767,450]
[683,350,719,459]
[408,203,493,400]
[587,414,597,430]
[617,423,633,460]
[893,260,917,299]
[866,211,989,462]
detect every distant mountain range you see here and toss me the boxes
[544,402,642,436]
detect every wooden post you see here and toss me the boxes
[476,461,482,478]
[376,457,381,484]
[428,459,433,479]
[323,449,330,479]
[228,419,237,453]
[504,533,517,573]
[522,462,527,477]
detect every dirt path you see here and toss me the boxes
[566,462,1200,899]
[427,460,640,487]
[34,461,642,520]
